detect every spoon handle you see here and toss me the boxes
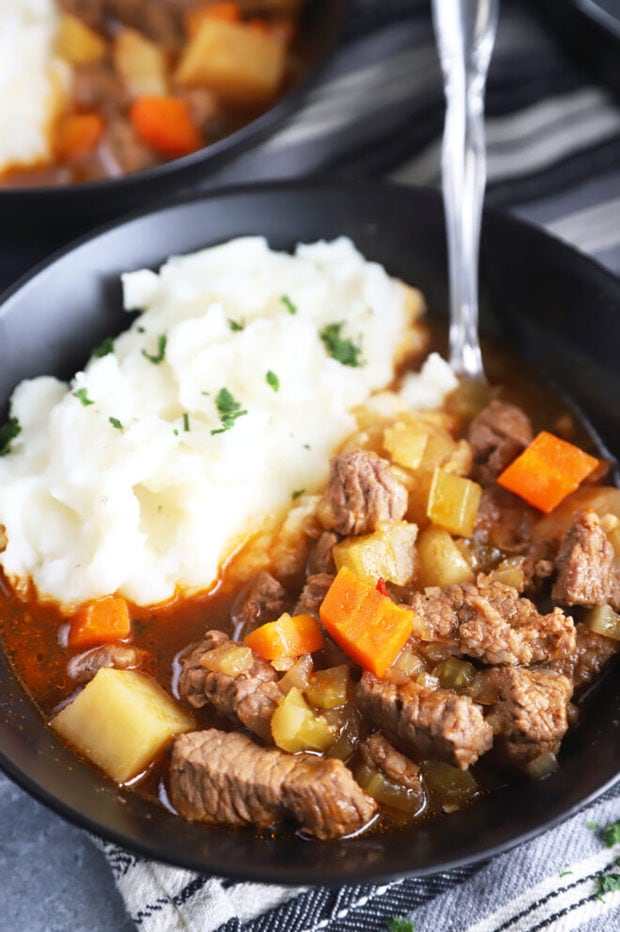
[432,0,499,379]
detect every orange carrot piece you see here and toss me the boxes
[68,596,131,648]
[185,1,241,36]
[244,613,324,661]
[129,96,202,157]
[55,112,105,160]
[497,430,599,513]
[319,566,414,678]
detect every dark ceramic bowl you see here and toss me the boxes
[0,181,618,885]
[0,0,346,237]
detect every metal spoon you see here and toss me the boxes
[432,0,499,380]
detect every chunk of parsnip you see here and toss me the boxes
[51,668,194,783]
[175,20,286,103]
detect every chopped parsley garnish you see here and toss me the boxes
[603,820,620,847]
[137,325,145,333]
[387,920,414,932]
[281,294,297,315]
[211,388,247,435]
[109,416,124,431]
[587,821,600,831]
[142,333,167,364]
[291,488,305,500]
[0,417,21,456]
[596,864,620,900]
[266,370,279,392]
[228,318,245,332]
[92,336,114,358]
[183,413,190,432]
[559,869,573,878]
[319,322,363,367]
[72,388,94,407]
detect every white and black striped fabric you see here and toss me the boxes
[95,0,620,928]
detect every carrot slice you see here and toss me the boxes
[129,96,202,157]
[68,596,131,648]
[497,430,599,513]
[55,112,105,160]
[244,613,324,661]
[320,566,414,678]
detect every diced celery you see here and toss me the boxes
[427,468,482,537]
[355,762,425,818]
[421,760,479,809]
[431,657,476,690]
[304,665,350,709]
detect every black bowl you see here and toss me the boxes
[0,180,618,885]
[0,0,346,238]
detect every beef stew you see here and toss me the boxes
[1,335,618,841]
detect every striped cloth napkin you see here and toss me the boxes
[96,0,619,928]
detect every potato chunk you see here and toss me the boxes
[416,525,473,587]
[113,28,169,98]
[175,19,286,103]
[333,520,418,586]
[51,668,194,783]
[427,468,482,537]
[56,13,107,65]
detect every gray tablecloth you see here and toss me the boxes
[1,1,619,929]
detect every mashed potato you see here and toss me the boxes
[0,237,430,610]
[0,0,69,173]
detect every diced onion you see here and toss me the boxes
[525,752,559,780]
[585,604,620,641]
[355,763,425,818]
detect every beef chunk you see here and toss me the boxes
[170,729,377,839]
[307,531,338,575]
[60,0,182,42]
[552,510,618,608]
[356,672,493,770]
[321,451,407,536]
[179,630,281,742]
[359,732,422,792]
[106,0,182,44]
[72,63,129,116]
[484,667,572,768]
[473,486,539,556]
[106,116,160,174]
[294,572,334,618]
[409,577,575,666]
[59,0,105,29]
[468,400,533,484]
[68,644,147,684]
[549,622,620,690]
[231,571,289,633]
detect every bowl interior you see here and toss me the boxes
[0,181,619,885]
